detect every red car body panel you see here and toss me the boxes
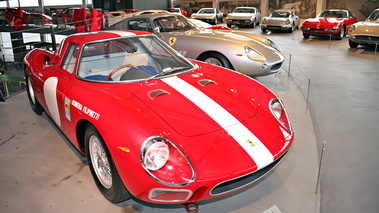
[24,30,294,204]
[301,9,357,36]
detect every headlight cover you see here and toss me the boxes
[269,98,292,132]
[245,46,266,62]
[267,39,282,53]
[141,136,195,186]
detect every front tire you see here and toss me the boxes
[25,71,43,115]
[336,26,345,40]
[349,39,359,48]
[303,32,311,38]
[85,125,130,203]
[201,52,232,69]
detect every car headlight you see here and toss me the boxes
[143,140,169,171]
[245,46,266,62]
[141,136,195,186]
[285,19,290,25]
[269,98,291,132]
[267,39,282,53]
[333,25,339,30]
[262,17,267,24]
[349,24,357,33]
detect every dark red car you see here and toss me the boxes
[6,7,52,26]
[52,8,90,25]
[301,9,357,39]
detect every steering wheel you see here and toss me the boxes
[106,64,139,81]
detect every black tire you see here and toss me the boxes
[85,125,131,203]
[336,26,345,40]
[251,19,256,28]
[303,32,311,38]
[213,18,218,25]
[220,17,224,23]
[261,27,267,33]
[227,23,232,28]
[201,52,232,69]
[56,17,65,25]
[349,39,359,48]
[288,24,293,33]
[25,71,43,115]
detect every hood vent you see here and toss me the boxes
[199,79,217,87]
[149,89,170,99]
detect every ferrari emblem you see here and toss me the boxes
[64,98,71,121]
[247,139,255,147]
[169,37,177,46]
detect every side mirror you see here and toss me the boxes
[153,27,160,34]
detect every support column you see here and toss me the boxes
[316,0,327,15]
[260,0,269,17]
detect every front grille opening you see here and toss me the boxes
[211,154,285,195]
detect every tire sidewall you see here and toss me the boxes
[25,72,43,115]
[202,53,232,69]
[85,125,130,203]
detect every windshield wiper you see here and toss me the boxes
[147,67,188,81]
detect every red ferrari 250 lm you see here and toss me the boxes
[23,30,294,209]
[301,9,357,39]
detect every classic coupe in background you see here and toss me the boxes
[190,8,224,25]
[226,7,261,28]
[24,30,294,208]
[261,10,300,33]
[109,13,284,76]
[348,8,379,48]
[301,9,357,39]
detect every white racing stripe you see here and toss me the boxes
[162,76,274,169]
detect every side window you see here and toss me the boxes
[128,19,152,32]
[60,43,79,74]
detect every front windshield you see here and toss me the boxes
[319,10,347,18]
[153,16,195,32]
[367,10,379,21]
[198,9,214,14]
[271,11,290,18]
[234,8,255,13]
[76,35,194,82]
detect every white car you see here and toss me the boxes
[261,10,300,33]
[226,7,261,28]
[191,8,224,25]
[348,8,379,48]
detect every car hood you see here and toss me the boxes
[192,14,215,18]
[227,13,254,19]
[131,67,258,136]
[352,21,379,34]
[304,17,345,27]
[170,29,277,51]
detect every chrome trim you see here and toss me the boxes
[269,97,292,133]
[148,188,193,202]
[140,135,196,187]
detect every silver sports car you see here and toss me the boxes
[191,8,224,25]
[226,7,261,28]
[261,10,300,33]
[348,8,379,48]
[108,13,284,76]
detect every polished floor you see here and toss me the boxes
[0,27,378,213]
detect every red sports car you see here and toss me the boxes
[301,9,357,39]
[23,30,294,209]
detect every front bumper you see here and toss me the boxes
[348,34,379,45]
[262,24,292,31]
[226,19,253,26]
[301,27,338,36]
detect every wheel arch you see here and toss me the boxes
[76,119,94,153]
[196,50,235,70]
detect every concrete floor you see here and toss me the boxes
[0,27,378,213]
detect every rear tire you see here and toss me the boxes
[25,71,43,115]
[85,125,131,203]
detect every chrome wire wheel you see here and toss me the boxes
[89,135,112,189]
[27,77,36,105]
[204,57,223,66]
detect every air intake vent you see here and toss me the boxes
[149,89,170,99]
[199,79,216,87]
